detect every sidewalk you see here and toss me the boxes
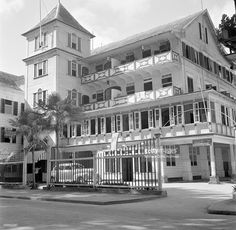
[207,199,236,215]
[0,187,166,205]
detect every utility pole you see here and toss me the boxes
[234,0,236,14]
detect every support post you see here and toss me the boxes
[93,151,97,188]
[231,141,236,182]
[209,143,220,184]
[46,147,51,186]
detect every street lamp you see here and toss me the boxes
[154,132,162,191]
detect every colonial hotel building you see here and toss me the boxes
[22,3,236,184]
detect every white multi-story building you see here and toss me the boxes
[0,71,25,182]
[23,2,236,185]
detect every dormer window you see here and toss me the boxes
[68,33,81,52]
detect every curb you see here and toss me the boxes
[207,200,236,216]
[0,194,166,206]
[207,208,236,215]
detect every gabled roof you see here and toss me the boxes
[0,71,24,91]
[91,10,206,56]
[22,3,94,38]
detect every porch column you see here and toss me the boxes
[93,151,97,187]
[180,145,193,181]
[22,150,27,186]
[209,143,220,183]
[230,144,236,182]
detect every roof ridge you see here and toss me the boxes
[91,10,205,56]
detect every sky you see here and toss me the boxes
[0,0,235,76]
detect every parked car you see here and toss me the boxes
[51,162,93,183]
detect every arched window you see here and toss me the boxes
[82,95,89,105]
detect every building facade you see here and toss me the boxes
[0,71,25,182]
[23,3,236,185]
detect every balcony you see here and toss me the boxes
[82,86,181,112]
[81,51,180,84]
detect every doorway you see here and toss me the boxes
[122,158,133,182]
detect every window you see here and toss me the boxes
[142,49,151,58]
[189,145,198,166]
[199,22,202,40]
[82,120,90,136]
[144,79,153,91]
[95,64,103,72]
[68,33,81,51]
[177,105,183,125]
[187,77,194,93]
[154,109,160,127]
[164,145,176,166]
[34,60,48,78]
[82,95,89,105]
[90,119,96,135]
[161,107,170,127]
[126,83,135,95]
[0,99,18,116]
[96,91,104,102]
[0,127,16,143]
[126,53,135,62]
[100,117,106,134]
[210,102,216,123]
[68,89,79,106]
[106,117,111,133]
[129,113,134,130]
[35,32,47,50]
[111,116,116,133]
[76,124,81,136]
[68,60,81,77]
[148,110,154,128]
[104,61,111,70]
[122,114,129,131]
[160,41,170,53]
[205,28,208,44]
[141,111,148,129]
[134,112,140,130]
[194,101,207,123]
[184,104,194,124]
[33,89,47,107]
[169,105,183,126]
[162,74,172,87]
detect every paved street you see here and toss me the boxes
[0,182,236,230]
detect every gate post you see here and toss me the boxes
[154,133,162,191]
[46,147,51,186]
[93,151,97,188]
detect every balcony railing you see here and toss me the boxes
[82,86,181,112]
[81,51,180,84]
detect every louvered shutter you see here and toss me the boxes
[1,99,5,113]
[13,102,18,115]
[1,127,5,142]
[78,37,81,52]
[68,60,71,75]
[77,64,81,77]
[68,33,71,47]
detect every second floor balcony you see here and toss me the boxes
[82,86,181,112]
[81,50,180,84]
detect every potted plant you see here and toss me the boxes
[233,185,236,200]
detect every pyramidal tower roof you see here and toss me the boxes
[22,2,94,37]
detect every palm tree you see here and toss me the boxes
[10,109,49,188]
[39,93,83,182]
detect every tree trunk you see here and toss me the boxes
[32,147,36,189]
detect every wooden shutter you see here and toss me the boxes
[78,37,81,52]
[68,60,71,75]
[77,64,81,77]
[1,99,5,113]
[0,127,5,142]
[182,42,186,57]
[13,102,18,115]
[78,93,81,105]
[68,33,71,47]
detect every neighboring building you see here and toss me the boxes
[23,2,236,185]
[0,71,25,182]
